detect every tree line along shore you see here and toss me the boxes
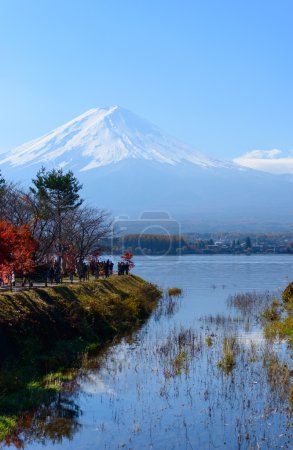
[109,233,293,256]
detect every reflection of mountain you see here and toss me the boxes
[0,106,292,230]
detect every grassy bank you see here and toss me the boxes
[0,275,161,440]
[280,282,293,344]
[263,282,293,346]
[262,282,293,410]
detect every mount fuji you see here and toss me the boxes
[0,106,230,171]
[0,106,292,231]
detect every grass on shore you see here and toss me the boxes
[0,275,162,441]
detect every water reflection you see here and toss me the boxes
[2,255,293,449]
[3,394,81,449]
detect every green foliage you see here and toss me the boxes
[30,167,83,213]
[0,416,17,441]
[29,167,84,263]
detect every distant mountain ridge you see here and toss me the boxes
[0,106,292,231]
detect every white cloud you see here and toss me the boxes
[233,149,293,174]
[81,374,116,395]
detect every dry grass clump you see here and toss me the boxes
[170,351,188,377]
[167,287,182,297]
[205,336,213,347]
[217,336,238,374]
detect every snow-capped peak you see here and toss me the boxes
[0,106,230,171]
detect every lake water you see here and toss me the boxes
[5,255,293,449]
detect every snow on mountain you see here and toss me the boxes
[0,106,231,171]
[0,106,292,230]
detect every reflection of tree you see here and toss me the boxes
[4,394,81,448]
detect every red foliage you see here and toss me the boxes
[0,221,38,275]
[121,251,135,268]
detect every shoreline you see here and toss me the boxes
[0,275,162,440]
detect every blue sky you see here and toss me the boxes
[0,0,292,160]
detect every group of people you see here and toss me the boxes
[89,259,114,279]
[47,263,62,284]
[117,261,130,275]
[1,257,132,288]
[47,259,118,283]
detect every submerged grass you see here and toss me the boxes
[227,291,274,316]
[157,327,201,379]
[262,351,291,403]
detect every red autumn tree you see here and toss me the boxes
[121,251,135,269]
[0,221,38,275]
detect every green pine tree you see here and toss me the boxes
[30,167,83,268]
